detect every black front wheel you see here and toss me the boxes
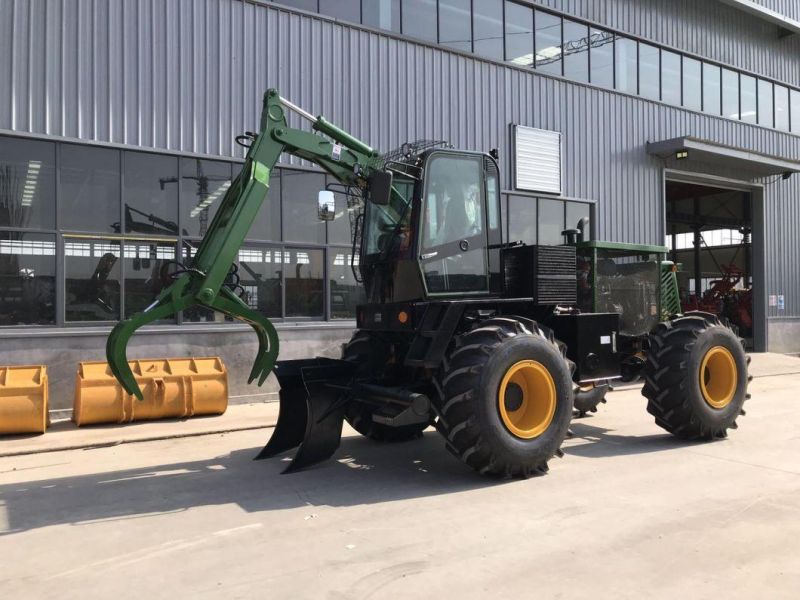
[435,317,574,478]
[342,331,429,442]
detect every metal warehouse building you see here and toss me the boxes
[1,0,800,414]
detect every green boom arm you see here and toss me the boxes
[107,89,385,399]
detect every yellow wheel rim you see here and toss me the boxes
[498,360,557,439]
[699,346,738,409]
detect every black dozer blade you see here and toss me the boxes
[255,358,356,473]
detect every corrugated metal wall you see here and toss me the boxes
[1,0,799,320]
[753,0,800,22]
[535,0,800,88]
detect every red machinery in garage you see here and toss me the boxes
[682,263,753,336]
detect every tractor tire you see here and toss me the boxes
[643,312,750,439]
[342,331,428,443]
[434,317,574,478]
[573,383,609,417]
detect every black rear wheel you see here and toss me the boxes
[342,331,429,442]
[434,317,574,478]
[643,312,750,439]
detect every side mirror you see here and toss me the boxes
[368,171,393,206]
[317,190,336,221]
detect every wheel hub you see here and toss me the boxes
[498,360,557,439]
[699,346,738,409]
[503,383,524,412]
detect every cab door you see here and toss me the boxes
[418,152,489,295]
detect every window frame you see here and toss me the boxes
[262,0,800,134]
[418,151,491,297]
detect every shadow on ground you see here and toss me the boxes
[0,421,694,535]
[0,433,494,534]
[565,420,701,458]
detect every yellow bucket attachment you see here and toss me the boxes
[73,357,228,426]
[0,365,48,435]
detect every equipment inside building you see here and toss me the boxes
[103,90,751,478]
[666,182,755,347]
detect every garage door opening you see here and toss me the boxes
[665,180,756,349]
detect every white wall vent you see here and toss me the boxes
[514,125,562,195]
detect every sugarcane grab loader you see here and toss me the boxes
[106,90,751,477]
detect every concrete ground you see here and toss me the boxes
[1,356,800,599]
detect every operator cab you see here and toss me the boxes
[356,149,503,304]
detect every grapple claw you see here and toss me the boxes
[106,320,144,400]
[106,282,194,399]
[209,287,280,388]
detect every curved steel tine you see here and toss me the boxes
[209,287,280,386]
[106,278,195,399]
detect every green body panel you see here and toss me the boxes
[106,89,383,399]
[660,261,682,318]
[575,240,669,254]
[578,239,679,335]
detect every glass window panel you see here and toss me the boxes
[775,84,790,131]
[473,0,503,60]
[702,63,721,115]
[278,0,318,11]
[508,195,537,245]
[505,1,533,67]
[0,232,56,325]
[566,201,591,236]
[589,28,614,89]
[179,158,233,238]
[563,19,589,83]
[791,90,800,133]
[123,241,176,320]
[439,0,471,52]
[0,138,55,230]
[758,79,774,127]
[402,0,437,42]
[60,145,120,233]
[639,43,660,100]
[487,171,499,231]
[535,10,562,75]
[682,57,702,111]
[319,0,359,21]
[362,0,400,32]
[326,176,361,245]
[123,152,179,236]
[64,238,121,322]
[614,36,637,94]
[363,177,413,256]
[722,69,740,119]
[329,249,365,319]
[238,246,282,319]
[281,170,326,244]
[661,50,681,105]
[420,154,487,293]
[286,248,324,317]
[740,74,757,124]
[501,194,508,242]
[538,198,565,245]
